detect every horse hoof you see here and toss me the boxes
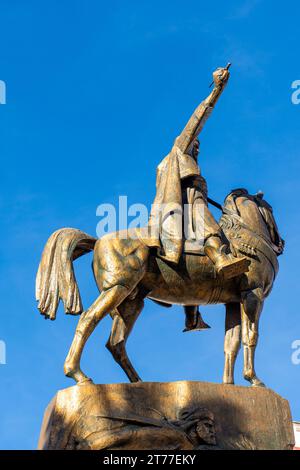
[64,363,91,384]
[130,377,142,383]
[64,363,77,378]
[77,377,94,386]
[223,379,234,385]
[251,378,265,387]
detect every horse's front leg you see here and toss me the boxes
[223,302,241,385]
[241,287,265,387]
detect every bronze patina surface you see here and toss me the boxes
[36,188,284,387]
[36,66,284,389]
[38,381,294,450]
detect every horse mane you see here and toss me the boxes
[255,200,285,255]
[223,188,248,217]
[224,188,284,255]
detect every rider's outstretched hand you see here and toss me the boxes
[213,66,230,87]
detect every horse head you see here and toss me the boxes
[223,188,285,256]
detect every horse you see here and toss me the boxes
[36,188,284,387]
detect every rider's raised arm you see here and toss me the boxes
[174,66,230,154]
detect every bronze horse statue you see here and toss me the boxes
[36,188,284,387]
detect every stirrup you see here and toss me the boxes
[183,311,211,332]
[216,256,250,280]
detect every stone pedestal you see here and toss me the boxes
[38,381,294,450]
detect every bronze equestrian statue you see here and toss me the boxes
[36,66,284,387]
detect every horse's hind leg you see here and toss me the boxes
[223,303,241,385]
[241,287,265,387]
[64,233,149,384]
[64,285,129,384]
[106,294,145,383]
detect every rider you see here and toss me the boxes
[137,65,249,331]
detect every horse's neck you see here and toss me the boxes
[235,197,271,241]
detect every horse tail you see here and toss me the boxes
[36,228,97,320]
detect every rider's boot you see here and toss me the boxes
[183,305,211,332]
[204,236,250,280]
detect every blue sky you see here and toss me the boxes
[0,0,299,449]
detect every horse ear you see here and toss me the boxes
[256,190,264,200]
